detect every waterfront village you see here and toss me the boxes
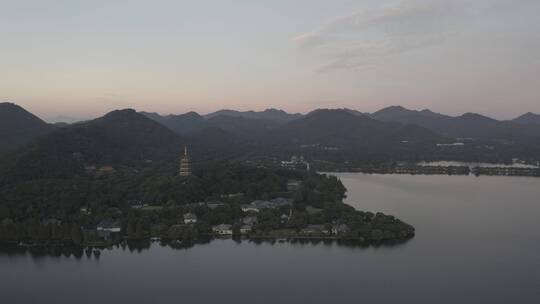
[0,146,415,249]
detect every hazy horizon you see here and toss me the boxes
[2,0,539,120]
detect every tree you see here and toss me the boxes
[70,225,83,245]
[135,221,144,239]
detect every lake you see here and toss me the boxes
[2,174,540,304]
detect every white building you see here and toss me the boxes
[241,205,260,212]
[97,220,121,233]
[212,224,233,235]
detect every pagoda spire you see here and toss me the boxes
[179,144,191,177]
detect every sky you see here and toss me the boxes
[1,0,539,121]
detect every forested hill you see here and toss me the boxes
[372,106,540,142]
[146,106,540,146]
[142,111,280,139]
[0,102,53,155]
[267,109,442,146]
[204,108,302,123]
[140,111,208,134]
[0,109,186,183]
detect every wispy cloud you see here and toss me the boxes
[316,59,378,74]
[293,0,518,72]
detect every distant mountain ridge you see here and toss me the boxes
[268,109,441,147]
[141,111,208,134]
[143,106,540,144]
[372,106,540,142]
[141,110,279,139]
[513,112,540,125]
[372,105,451,121]
[204,108,303,123]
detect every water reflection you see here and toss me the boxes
[0,236,412,260]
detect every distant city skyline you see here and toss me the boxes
[2,0,539,120]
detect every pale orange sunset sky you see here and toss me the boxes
[1,0,539,121]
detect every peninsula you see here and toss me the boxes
[0,159,415,249]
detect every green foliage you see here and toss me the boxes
[294,173,346,209]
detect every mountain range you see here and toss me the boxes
[266,109,441,146]
[204,108,302,123]
[371,106,540,142]
[140,111,279,140]
[1,102,539,183]
[141,105,540,144]
[3,102,540,149]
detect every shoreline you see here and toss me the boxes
[0,233,414,252]
[320,165,540,177]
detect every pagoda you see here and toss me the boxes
[179,145,191,177]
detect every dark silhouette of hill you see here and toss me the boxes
[206,115,279,140]
[371,106,452,131]
[268,109,442,146]
[341,108,370,116]
[141,111,207,134]
[0,102,53,154]
[372,106,540,142]
[204,108,302,123]
[145,106,540,144]
[513,112,540,125]
[446,113,511,139]
[0,109,185,182]
[142,111,281,140]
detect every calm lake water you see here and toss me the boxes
[417,160,540,168]
[2,174,540,304]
